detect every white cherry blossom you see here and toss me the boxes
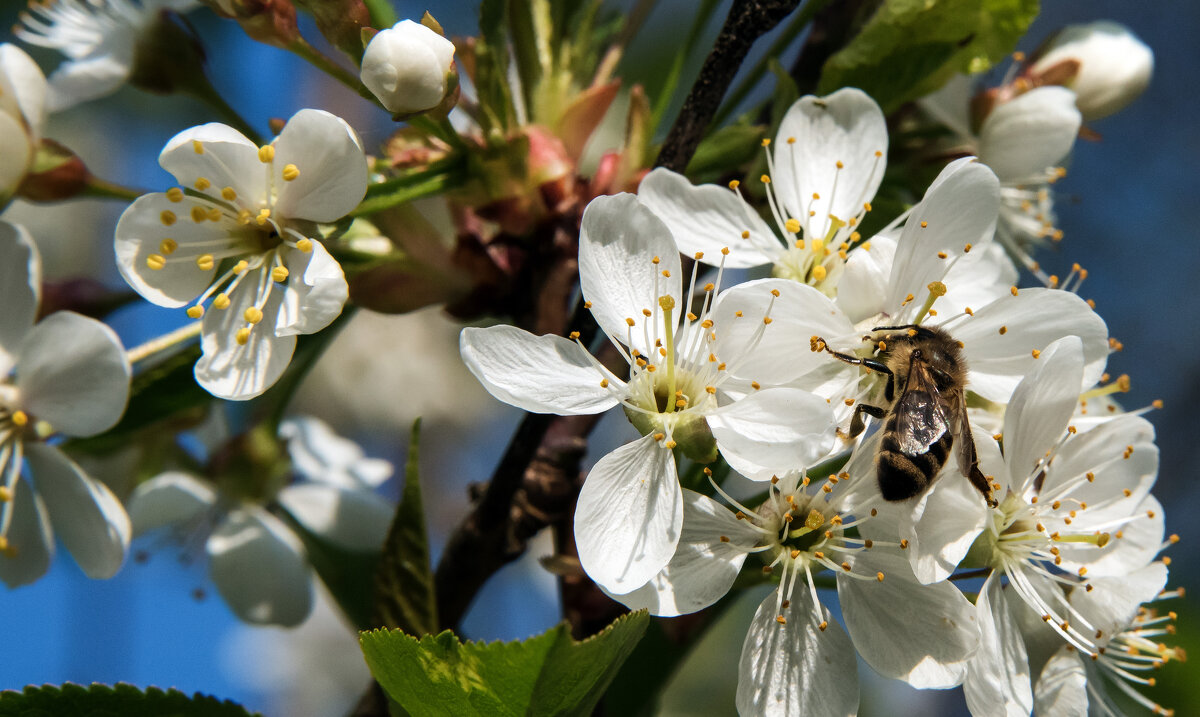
[15,0,199,110]
[128,415,394,626]
[361,19,456,115]
[460,193,836,595]
[638,88,887,293]
[115,108,367,400]
[1030,20,1154,121]
[0,221,132,588]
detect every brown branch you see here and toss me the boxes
[654,0,804,172]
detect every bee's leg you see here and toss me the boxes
[844,403,887,439]
[969,465,999,508]
[812,338,893,376]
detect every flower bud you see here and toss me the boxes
[1029,21,1153,121]
[0,44,47,204]
[360,19,456,116]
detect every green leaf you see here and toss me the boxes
[684,123,764,184]
[818,0,1040,114]
[372,418,437,634]
[287,516,380,631]
[360,611,649,717]
[475,0,516,133]
[0,683,259,716]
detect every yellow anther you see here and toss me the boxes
[271,266,289,282]
[760,174,771,184]
[818,621,828,631]
[785,218,801,233]
[192,140,204,154]
[166,187,184,202]
[11,410,28,427]
[876,572,884,582]
[190,206,207,223]
[811,192,820,200]
[207,208,221,222]
[740,230,750,239]
[1032,349,1041,359]
[874,150,882,157]
[937,251,948,259]
[999,326,1008,335]
[728,180,740,190]
[257,144,275,162]
[237,208,252,225]
[811,238,824,252]
[146,254,166,270]
[836,161,844,169]
[0,487,9,502]
[0,536,7,552]
[160,210,177,226]
[235,327,251,345]
[599,379,609,388]
[195,254,215,271]
[221,187,237,201]
[255,208,271,226]
[625,317,636,327]
[776,616,787,625]
[159,239,178,255]
[295,238,313,253]
[761,138,771,147]
[243,307,264,324]
[195,177,211,190]
[281,164,300,181]
[927,281,946,297]
[233,260,249,274]
[920,221,928,228]
[186,305,204,319]
[1010,286,1019,296]
[213,293,231,310]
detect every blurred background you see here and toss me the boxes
[0,1,1194,715]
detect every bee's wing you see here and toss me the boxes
[894,364,949,455]
[951,394,997,506]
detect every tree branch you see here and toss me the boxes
[654,0,804,172]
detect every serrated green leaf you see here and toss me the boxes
[372,418,437,634]
[818,0,1040,113]
[0,682,259,716]
[360,611,649,717]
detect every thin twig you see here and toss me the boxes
[654,0,804,172]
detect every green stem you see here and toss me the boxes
[183,74,263,144]
[649,0,722,133]
[364,156,464,198]
[81,175,146,203]
[362,0,397,29]
[711,0,832,128]
[406,114,466,151]
[352,166,463,216]
[288,38,383,108]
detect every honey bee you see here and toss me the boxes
[815,325,996,507]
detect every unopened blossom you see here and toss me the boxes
[0,44,47,203]
[615,471,979,716]
[867,337,1163,716]
[15,0,200,110]
[921,78,1082,274]
[637,88,887,293]
[1030,20,1154,121]
[461,194,836,595]
[0,221,132,588]
[115,109,367,400]
[128,415,394,625]
[361,19,456,116]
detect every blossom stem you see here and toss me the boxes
[125,321,202,364]
[361,0,397,29]
[288,38,383,109]
[351,161,464,216]
[81,176,146,203]
[182,74,263,145]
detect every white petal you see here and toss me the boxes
[978,87,1081,183]
[195,279,296,400]
[939,241,1018,317]
[1060,493,1163,578]
[1033,647,1088,717]
[736,585,858,717]
[835,232,896,324]
[0,44,47,141]
[207,507,313,626]
[711,278,855,385]
[17,312,131,436]
[578,194,681,357]
[918,74,975,142]
[839,548,979,688]
[272,109,368,222]
[708,388,835,480]
[0,111,33,199]
[573,434,681,594]
[127,471,217,535]
[1029,21,1154,121]
[160,122,265,205]
[964,571,1034,717]
[278,483,393,553]
[279,416,393,489]
[276,240,348,336]
[459,325,619,415]
[1069,561,1167,648]
[637,168,780,268]
[26,443,130,580]
[886,158,999,315]
[948,288,1108,403]
[0,221,39,365]
[113,193,227,308]
[901,463,991,584]
[1002,336,1083,492]
[0,477,53,588]
[44,53,131,111]
[609,489,757,616]
[772,88,887,240]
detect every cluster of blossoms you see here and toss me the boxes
[463,44,1179,713]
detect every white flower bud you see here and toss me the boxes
[360,19,456,115]
[0,44,47,200]
[1030,21,1153,121]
